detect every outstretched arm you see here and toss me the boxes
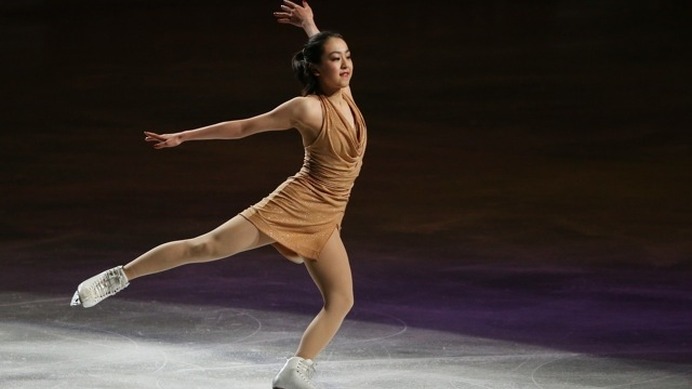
[144,97,318,149]
[274,0,320,37]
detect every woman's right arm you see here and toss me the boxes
[144,97,321,149]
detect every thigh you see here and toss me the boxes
[201,215,275,257]
[304,229,353,302]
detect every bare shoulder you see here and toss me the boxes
[289,95,323,139]
[289,95,322,117]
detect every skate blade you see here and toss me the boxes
[70,290,82,307]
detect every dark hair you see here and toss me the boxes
[292,31,344,96]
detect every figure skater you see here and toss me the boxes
[70,2,365,388]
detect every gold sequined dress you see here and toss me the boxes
[240,94,367,261]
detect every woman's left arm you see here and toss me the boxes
[274,1,354,99]
[274,0,319,37]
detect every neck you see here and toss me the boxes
[323,88,344,102]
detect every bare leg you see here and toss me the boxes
[123,215,273,281]
[295,229,354,359]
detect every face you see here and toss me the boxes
[314,37,353,93]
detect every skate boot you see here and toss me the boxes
[70,266,129,308]
[272,356,317,389]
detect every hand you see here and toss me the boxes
[144,131,182,149]
[273,0,314,29]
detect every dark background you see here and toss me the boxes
[1,0,690,268]
[1,0,691,370]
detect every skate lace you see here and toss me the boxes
[296,359,316,383]
[90,268,127,299]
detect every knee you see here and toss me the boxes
[325,291,354,316]
[344,293,355,313]
[186,235,222,261]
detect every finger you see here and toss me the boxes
[145,132,166,141]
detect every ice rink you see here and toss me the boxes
[2,1,690,388]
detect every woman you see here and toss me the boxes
[70,2,365,388]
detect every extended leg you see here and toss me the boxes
[123,215,272,280]
[71,215,272,307]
